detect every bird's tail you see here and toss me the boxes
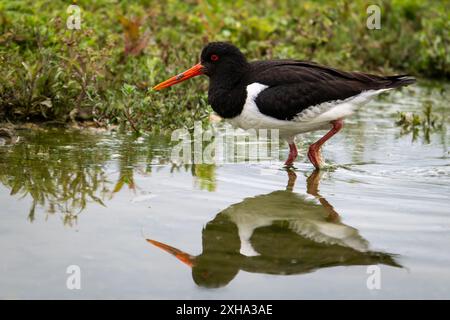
[384,75,416,88]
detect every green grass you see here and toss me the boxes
[0,0,448,132]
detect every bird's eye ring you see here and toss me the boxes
[211,54,219,61]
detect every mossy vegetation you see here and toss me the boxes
[0,0,448,132]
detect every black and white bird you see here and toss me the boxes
[153,42,416,169]
[146,171,400,288]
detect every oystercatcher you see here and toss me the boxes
[146,171,400,288]
[153,42,416,168]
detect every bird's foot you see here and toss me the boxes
[307,144,325,169]
[283,160,295,168]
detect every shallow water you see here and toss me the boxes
[0,83,449,299]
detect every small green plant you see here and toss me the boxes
[120,83,140,133]
[396,101,444,143]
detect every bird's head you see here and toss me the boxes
[152,42,247,90]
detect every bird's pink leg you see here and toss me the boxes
[307,119,344,169]
[284,142,298,167]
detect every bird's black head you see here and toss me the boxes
[200,42,248,79]
[153,42,248,91]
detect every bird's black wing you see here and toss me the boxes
[248,60,414,121]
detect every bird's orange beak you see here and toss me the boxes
[152,63,205,90]
[146,239,195,267]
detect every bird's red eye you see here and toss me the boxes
[211,54,219,61]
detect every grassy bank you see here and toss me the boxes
[0,0,448,132]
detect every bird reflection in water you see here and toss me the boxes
[147,170,401,288]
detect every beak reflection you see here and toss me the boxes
[146,169,401,288]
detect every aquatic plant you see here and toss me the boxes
[396,101,445,143]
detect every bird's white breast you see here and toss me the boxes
[228,83,271,130]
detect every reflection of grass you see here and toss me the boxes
[0,129,217,225]
[193,164,216,192]
[396,102,444,143]
[0,130,111,226]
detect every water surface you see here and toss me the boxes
[0,83,449,299]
